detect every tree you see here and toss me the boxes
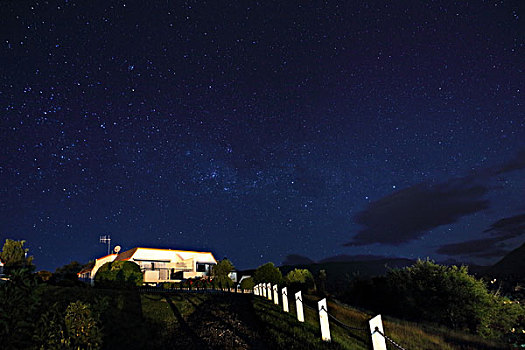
[51,261,85,286]
[94,261,143,288]
[253,262,282,285]
[386,260,493,332]
[34,301,102,350]
[211,259,235,289]
[64,301,102,349]
[240,277,255,290]
[36,270,52,282]
[0,239,34,274]
[317,269,327,296]
[0,267,40,349]
[285,269,315,293]
[285,268,315,293]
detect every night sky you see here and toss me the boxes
[1,0,524,272]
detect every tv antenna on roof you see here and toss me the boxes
[99,235,111,255]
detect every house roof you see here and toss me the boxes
[114,247,139,261]
[113,247,216,263]
[96,253,117,261]
[77,267,92,276]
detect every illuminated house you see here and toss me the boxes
[78,247,217,285]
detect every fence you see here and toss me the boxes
[139,285,253,294]
[139,283,407,349]
[254,283,408,350]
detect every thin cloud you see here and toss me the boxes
[436,237,508,258]
[437,213,525,258]
[345,151,525,247]
[345,179,489,246]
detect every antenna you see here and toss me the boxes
[99,235,111,255]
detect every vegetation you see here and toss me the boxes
[285,268,315,293]
[51,261,86,286]
[0,239,34,274]
[254,262,283,285]
[345,259,525,342]
[64,301,102,349]
[240,276,255,290]
[1,239,521,348]
[94,261,143,288]
[317,269,327,296]
[0,268,40,349]
[211,258,235,289]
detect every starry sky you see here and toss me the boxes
[1,0,524,272]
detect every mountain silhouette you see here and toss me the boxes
[488,242,525,279]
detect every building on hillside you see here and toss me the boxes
[0,259,4,276]
[78,247,217,285]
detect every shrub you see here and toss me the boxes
[240,277,255,290]
[346,259,525,341]
[253,262,283,285]
[386,260,492,332]
[64,301,102,349]
[0,268,40,349]
[94,261,143,288]
[285,268,315,293]
[211,259,235,289]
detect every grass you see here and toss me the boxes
[35,285,508,349]
[301,295,506,350]
[252,296,347,349]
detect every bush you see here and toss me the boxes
[64,301,102,349]
[161,282,179,289]
[212,259,235,289]
[253,262,283,285]
[346,259,525,340]
[285,268,315,293]
[240,277,255,290]
[386,260,492,332]
[0,268,40,349]
[94,261,143,289]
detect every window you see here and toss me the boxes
[170,269,183,280]
[196,263,207,272]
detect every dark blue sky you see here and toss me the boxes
[1,0,524,271]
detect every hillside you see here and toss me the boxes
[488,242,525,279]
[280,258,416,291]
[140,291,506,350]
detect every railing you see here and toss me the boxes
[140,282,408,349]
[254,282,408,350]
[138,285,253,294]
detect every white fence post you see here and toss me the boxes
[255,285,259,296]
[318,298,331,342]
[267,283,272,300]
[262,283,266,298]
[282,287,289,312]
[273,285,279,305]
[369,314,387,350]
[295,291,304,322]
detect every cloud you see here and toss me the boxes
[345,150,525,247]
[489,150,525,176]
[436,213,525,258]
[484,213,525,238]
[436,237,509,258]
[345,179,489,246]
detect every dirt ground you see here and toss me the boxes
[165,294,271,350]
